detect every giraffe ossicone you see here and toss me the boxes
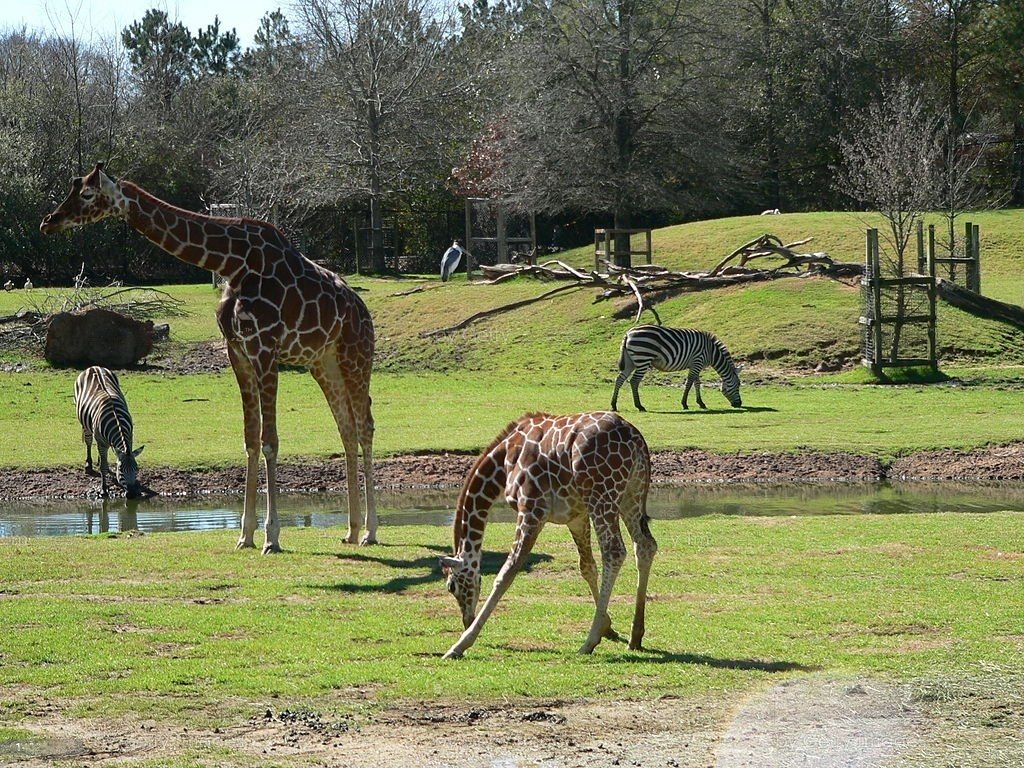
[440,411,657,659]
[42,163,378,552]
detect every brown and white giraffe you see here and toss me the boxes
[41,163,377,552]
[440,411,657,659]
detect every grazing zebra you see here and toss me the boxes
[74,366,145,498]
[611,326,743,412]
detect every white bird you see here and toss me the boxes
[3,281,12,291]
[23,278,32,290]
[440,239,468,282]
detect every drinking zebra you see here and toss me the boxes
[611,326,743,412]
[74,366,146,498]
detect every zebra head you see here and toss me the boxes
[115,445,145,499]
[439,554,481,629]
[721,370,743,408]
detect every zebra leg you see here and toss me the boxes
[82,427,96,474]
[98,444,111,498]
[682,370,706,409]
[611,372,628,411]
[629,370,647,412]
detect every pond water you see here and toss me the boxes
[3,482,1024,539]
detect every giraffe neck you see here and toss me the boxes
[453,446,508,566]
[118,181,255,279]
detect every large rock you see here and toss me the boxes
[45,307,155,368]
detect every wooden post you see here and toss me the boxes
[927,224,935,277]
[927,229,938,372]
[869,228,883,373]
[464,199,473,280]
[496,204,507,264]
[645,230,653,265]
[968,222,981,293]
[353,219,362,274]
[916,220,925,274]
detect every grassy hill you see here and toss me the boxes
[3,209,1024,468]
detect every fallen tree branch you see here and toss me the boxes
[420,283,585,337]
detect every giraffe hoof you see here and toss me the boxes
[359,536,378,546]
[236,540,256,550]
[262,543,283,555]
[442,647,464,660]
[628,640,644,651]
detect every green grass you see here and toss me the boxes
[5,208,1024,470]
[1,513,1021,724]
[6,367,1024,469]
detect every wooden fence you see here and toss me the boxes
[916,220,981,293]
[860,227,938,372]
[594,228,652,271]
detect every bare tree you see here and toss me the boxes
[838,80,943,363]
[295,0,464,272]
[467,0,734,266]
[837,80,943,275]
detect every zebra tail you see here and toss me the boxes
[617,334,630,374]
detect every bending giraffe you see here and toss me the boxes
[440,411,657,659]
[41,163,377,552]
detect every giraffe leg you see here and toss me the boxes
[311,357,375,545]
[356,404,377,545]
[443,505,545,659]
[566,515,617,640]
[254,359,282,554]
[227,344,263,551]
[343,360,377,545]
[620,492,658,651]
[581,504,627,654]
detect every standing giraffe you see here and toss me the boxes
[440,411,657,659]
[41,163,377,552]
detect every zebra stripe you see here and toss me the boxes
[74,366,144,497]
[611,326,742,412]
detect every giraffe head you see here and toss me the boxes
[439,555,480,629]
[40,163,127,234]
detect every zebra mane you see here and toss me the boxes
[710,335,740,380]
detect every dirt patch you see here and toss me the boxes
[8,676,950,768]
[7,443,1024,502]
[10,696,721,768]
[716,677,919,767]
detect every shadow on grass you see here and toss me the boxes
[481,641,816,672]
[639,406,778,415]
[307,547,553,594]
[614,647,816,673]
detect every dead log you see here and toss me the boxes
[935,279,1024,330]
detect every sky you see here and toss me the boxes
[0,0,287,48]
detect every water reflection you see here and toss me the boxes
[2,483,1024,539]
